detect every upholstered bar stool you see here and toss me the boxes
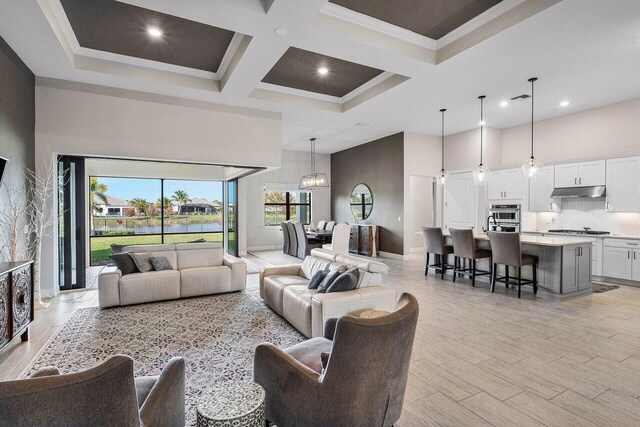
[421,227,454,280]
[488,231,539,298]
[450,228,492,287]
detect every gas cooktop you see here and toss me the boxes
[547,229,610,236]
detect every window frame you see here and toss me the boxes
[350,194,373,220]
[264,191,312,226]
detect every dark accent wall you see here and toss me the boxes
[0,35,35,258]
[331,132,404,255]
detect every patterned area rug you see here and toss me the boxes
[592,282,620,293]
[22,288,305,426]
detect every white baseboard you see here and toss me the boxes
[246,244,281,252]
[379,251,405,260]
[409,247,423,253]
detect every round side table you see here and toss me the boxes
[359,309,389,319]
[197,381,265,427]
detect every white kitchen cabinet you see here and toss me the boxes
[554,160,605,187]
[606,156,640,212]
[633,250,640,282]
[603,247,632,280]
[555,163,580,188]
[529,166,560,212]
[487,168,523,201]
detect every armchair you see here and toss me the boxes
[0,355,185,427]
[254,293,419,427]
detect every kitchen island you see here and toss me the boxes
[423,232,595,299]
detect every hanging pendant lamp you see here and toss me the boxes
[299,137,329,189]
[436,108,448,186]
[522,77,543,180]
[472,95,490,185]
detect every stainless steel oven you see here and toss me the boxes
[488,204,521,233]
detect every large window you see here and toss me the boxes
[264,191,311,226]
[90,176,224,265]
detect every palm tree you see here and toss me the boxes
[156,197,173,216]
[89,177,108,234]
[171,190,190,215]
[128,198,149,216]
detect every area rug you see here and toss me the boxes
[22,288,305,426]
[592,282,620,293]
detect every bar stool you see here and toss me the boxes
[488,231,538,298]
[421,227,454,280]
[450,228,492,287]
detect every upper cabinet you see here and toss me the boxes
[488,168,523,201]
[529,165,560,212]
[554,160,605,187]
[606,156,640,212]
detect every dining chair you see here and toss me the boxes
[325,221,336,232]
[281,221,290,254]
[317,220,327,230]
[294,222,323,259]
[323,223,350,254]
[285,222,298,257]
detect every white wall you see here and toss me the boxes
[502,97,640,165]
[239,149,331,254]
[36,81,283,297]
[403,132,441,254]
[444,126,503,171]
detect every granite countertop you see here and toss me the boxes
[447,232,595,247]
[523,231,640,241]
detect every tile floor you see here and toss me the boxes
[1,251,640,426]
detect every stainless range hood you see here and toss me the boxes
[550,185,606,198]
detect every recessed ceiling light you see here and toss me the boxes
[274,28,287,36]
[560,100,570,107]
[147,27,163,38]
[478,120,486,126]
[499,100,509,107]
[317,67,329,76]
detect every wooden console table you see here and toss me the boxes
[349,224,380,257]
[0,261,34,352]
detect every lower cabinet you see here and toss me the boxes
[562,244,591,293]
[603,239,640,282]
[349,225,380,257]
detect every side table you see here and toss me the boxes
[197,381,265,427]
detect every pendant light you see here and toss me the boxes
[436,108,448,186]
[522,77,543,180]
[299,137,329,189]
[472,95,489,185]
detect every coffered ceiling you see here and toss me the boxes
[261,47,385,97]
[330,0,502,39]
[2,0,640,154]
[60,0,236,72]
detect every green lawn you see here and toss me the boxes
[90,232,228,265]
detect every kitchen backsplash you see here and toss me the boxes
[535,198,640,236]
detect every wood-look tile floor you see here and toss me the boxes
[1,252,639,426]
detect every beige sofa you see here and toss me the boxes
[98,243,246,308]
[259,248,397,338]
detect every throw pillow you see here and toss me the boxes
[108,253,138,275]
[326,269,360,293]
[308,270,329,289]
[317,266,346,293]
[149,256,173,271]
[130,252,153,273]
[110,243,126,254]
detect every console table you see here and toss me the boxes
[349,224,380,256]
[0,261,34,352]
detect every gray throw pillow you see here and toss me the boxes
[308,270,329,289]
[108,253,138,275]
[130,252,153,273]
[110,243,126,254]
[317,267,346,293]
[150,256,173,271]
[326,269,360,293]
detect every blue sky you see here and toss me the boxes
[96,177,223,202]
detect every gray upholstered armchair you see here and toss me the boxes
[0,355,185,427]
[254,293,419,427]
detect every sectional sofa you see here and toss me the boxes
[98,243,246,308]
[259,248,397,337]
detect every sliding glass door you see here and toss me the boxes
[225,179,238,257]
[58,156,86,290]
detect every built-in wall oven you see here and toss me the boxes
[488,204,521,233]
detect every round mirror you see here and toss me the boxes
[350,183,373,220]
